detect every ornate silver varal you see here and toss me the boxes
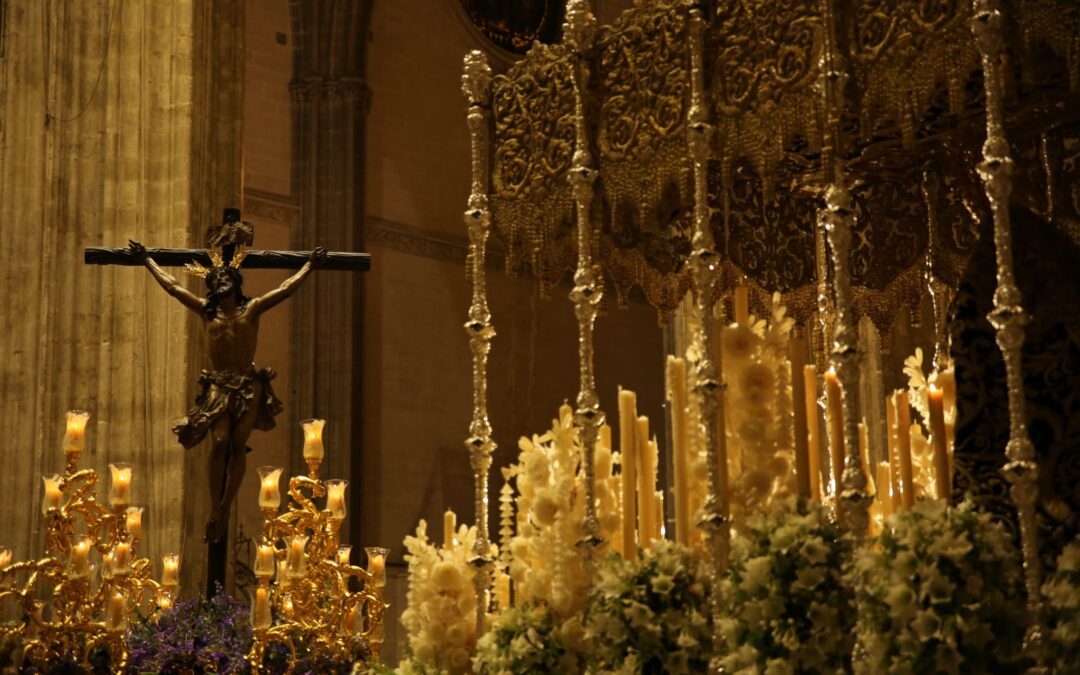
[564,0,606,573]
[820,0,872,536]
[971,0,1047,670]
[684,5,731,674]
[462,49,497,632]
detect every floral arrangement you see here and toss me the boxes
[126,591,252,674]
[585,542,712,674]
[717,293,798,525]
[398,520,479,674]
[850,499,1025,674]
[506,406,592,618]
[1044,537,1080,674]
[717,496,853,674]
[473,603,584,674]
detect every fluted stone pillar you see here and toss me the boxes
[287,0,372,546]
[0,0,243,597]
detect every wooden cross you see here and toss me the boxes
[84,208,370,597]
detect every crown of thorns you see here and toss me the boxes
[184,247,248,278]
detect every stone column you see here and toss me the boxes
[0,0,243,596]
[287,0,373,545]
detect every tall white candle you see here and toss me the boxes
[667,357,691,546]
[928,384,951,504]
[444,509,457,548]
[618,389,638,560]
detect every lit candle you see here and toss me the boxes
[618,388,638,561]
[0,547,12,569]
[789,335,811,498]
[443,509,457,548]
[301,419,326,462]
[113,542,131,575]
[276,559,288,583]
[161,553,180,588]
[157,594,174,611]
[287,535,308,578]
[734,285,750,326]
[254,545,275,578]
[101,552,114,580]
[282,594,294,615]
[42,474,63,514]
[825,367,845,496]
[108,463,132,508]
[125,506,143,542]
[63,410,90,458]
[636,416,656,548]
[894,391,916,509]
[70,536,91,578]
[938,367,957,447]
[106,591,126,632]
[366,546,388,588]
[325,479,348,520]
[886,392,903,511]
[251,586,272,629]
[927,384,951,504]
[803,365,822,501]
[667,356,691,546]
[257,466,283,510]
[337,545,352,566]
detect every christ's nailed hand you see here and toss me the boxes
[127,240,148,262]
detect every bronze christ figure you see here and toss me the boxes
[126,238,327,543]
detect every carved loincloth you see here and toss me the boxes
[172,367,283,450]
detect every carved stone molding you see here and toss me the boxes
[289,76,373,111]
[367,217,510,268]
[243,188,299,225]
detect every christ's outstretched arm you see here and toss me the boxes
[128,240,207,313]
[248,246,327,315]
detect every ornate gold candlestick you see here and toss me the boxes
[0,411,175,671]
[971,1,1046,670]
[247,420,388,672]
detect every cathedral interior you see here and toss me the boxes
[0,0,1078,672]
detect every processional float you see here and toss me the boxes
[458,0,1080,671]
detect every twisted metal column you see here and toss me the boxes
[683,7,730,674]
[564,0,605,574]
[820,0,872,535]
[971,1,1046,669]
[461,50,496,632]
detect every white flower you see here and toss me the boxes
[722,323,759,363]
[430,561,465,591]
[737,361,776,407]
[911,609,942,640]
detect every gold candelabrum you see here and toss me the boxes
[247,419,388,672]
[0,411,178,671]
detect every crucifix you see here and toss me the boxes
[85,208,370,597]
